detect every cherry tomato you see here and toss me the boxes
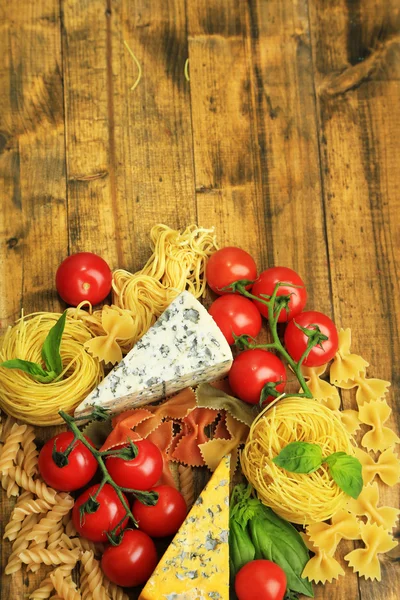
[235,560,287,600]
[132,485,187,538]
[56,252,112,306]
[252,267,307,323]
[101,529,158,588]
[284,310,338,367]
[38,432,97,492]
[208,295,262,345]
[72,483,129,542]
[206,247,257,295]
[229,349,286,405]
[106,439,163,491]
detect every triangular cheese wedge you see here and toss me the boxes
[75,292,232,418]
[139,455,230,600]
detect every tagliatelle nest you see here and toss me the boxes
[241,397,356,525]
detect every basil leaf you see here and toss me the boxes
[273,441,323,474]
[249,508,313,597]
[324,452,363,499]
[0,359,52,381]
[229,519,255,579]
[41,311,67,376]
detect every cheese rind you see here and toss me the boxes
[75,291,232,417]
[139,455,230,600]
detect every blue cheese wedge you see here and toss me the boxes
[139,454,230,600]
[75,291,233,417]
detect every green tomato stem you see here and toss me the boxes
[59,410,138,527]
[236,282,313,399]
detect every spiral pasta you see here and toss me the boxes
[241,397,356,525]
[26,494,74,544]
[6,465,59,503]
[0,313,104,426]
[50,569,82,600]
[21,425,39,476]
[19,547,81,566]
[29,565,76,600]
[60,533,104,557]
[178,464,195,509]
[102,575,130,600]
[5,513,40,575]
[0,423,27,473]
[80,550,108,600]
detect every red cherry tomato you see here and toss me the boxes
[229,349,286,405]
[284,310,339,367]
[208,295,262,345]
[252,267,307,323]
[101,529,158,588]
[38,432,97,492]
[56,252,112,306]
[132,485,187,538]
[72,483,129,542]
[235,560,287,600]
[206,247,257,295]
[106,439,163,491]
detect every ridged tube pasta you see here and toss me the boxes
[6,465,59,503]
[50,569,82,600]
[81,550,108,600]
[26,494,74,543]
[0,312,104,426]
[241,397,356,525]
[18,547,81,566]
[0,423,27,474]
[178,464,195,509]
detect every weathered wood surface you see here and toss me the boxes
[0,0,399,598]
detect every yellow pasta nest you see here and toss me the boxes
[0,313,103,426]
[241,397,356,525]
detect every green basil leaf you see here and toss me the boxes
[229,519,255,579]
[249,510,313,597]
[272,441,323,474]
[0,359,51,381]
[41,311,67,375]
[324,452,363,499]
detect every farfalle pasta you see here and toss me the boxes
[346,482,399,531]
[344,522,397,581]
[354,447,400,486]
[301,364,341,410]
[171,407,218,466]
[84,306,136,365]
[307,508,360,555]
[330,328,369,385]
[300,532,344,584]
[358,399,400,452]
[199,411,249,472]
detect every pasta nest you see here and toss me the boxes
[0,313,104,426]
[241,397,356,525]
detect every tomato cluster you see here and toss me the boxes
[38,434,187,588]
[206,248,339,405]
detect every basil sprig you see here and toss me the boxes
[230,484,313,598]
[272,442,363,499]
[0,311,67,384]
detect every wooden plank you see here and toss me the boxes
[107,0,196,271]
[0,0,67,597]
[308,1,400,599]
[60,0,120,269]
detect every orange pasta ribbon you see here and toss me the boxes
[100,409,153,451]
[170,408,219,467]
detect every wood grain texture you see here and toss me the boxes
[0,0,399,598]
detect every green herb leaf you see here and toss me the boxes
[41,311,67,376]
[0,359,56,382]
[229,519,255,579]
[324,452,363,499]
[273,441,323,474]
[249,506,313,597]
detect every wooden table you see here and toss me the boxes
[1,0,399,598]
